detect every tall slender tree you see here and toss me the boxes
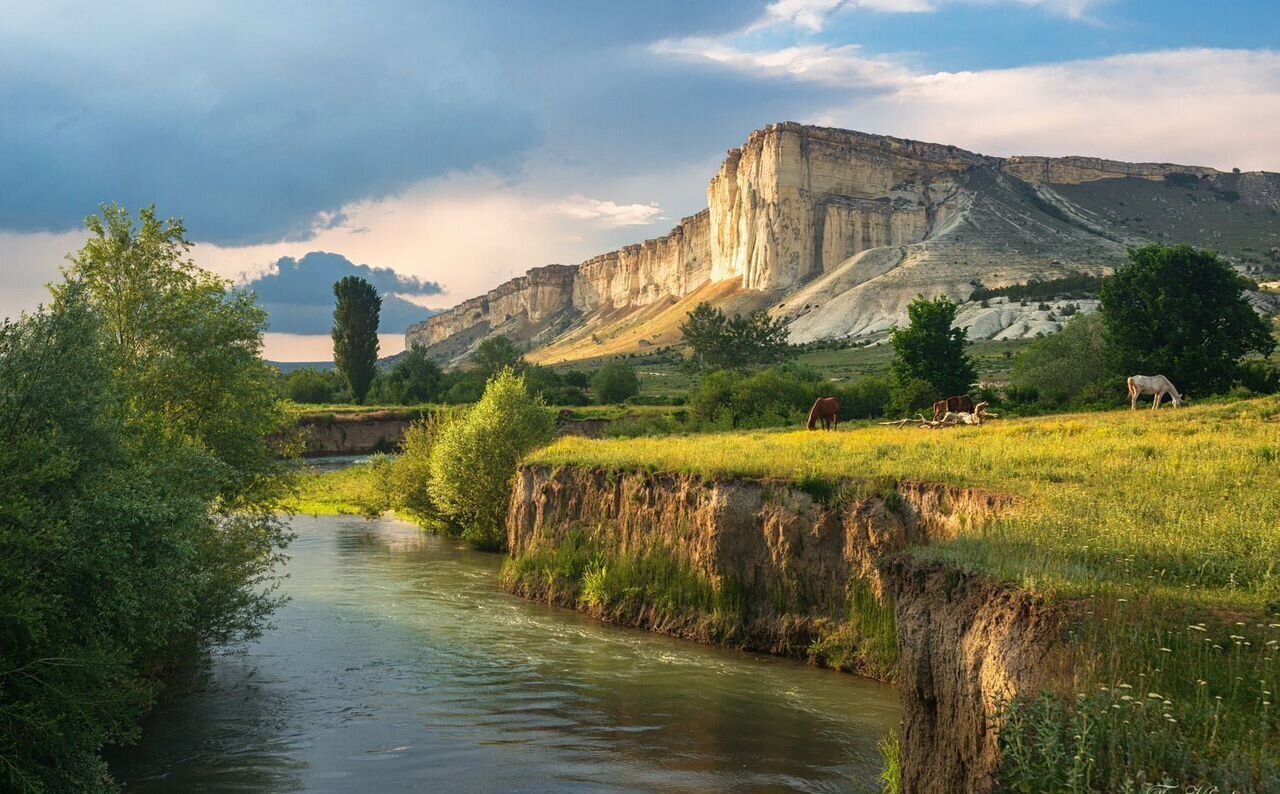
[332,276,381,404]
[890,294,976,398]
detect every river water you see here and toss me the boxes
[113,506,899,792]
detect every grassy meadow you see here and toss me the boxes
[531,397,1280,785]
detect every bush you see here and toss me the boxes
[591,361,641,404]
[284,367,341,403]
[838,375,893,419]
[1236,360,1280,395]
[440,370,487,404]
[687,367,820,429]
[886,377,937,418]
[1010,313,1110,406]
[382,345,443,404]
[428,369,556,548]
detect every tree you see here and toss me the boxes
[8,205,291,791]
[592,361,641,403]
[889,295,976,400]
[428,369,556,548]
[1011,313,1112,405]
[332,276,381,404]
[1101,244,1274,396]
[384,345,444,404]
[472,335,525,376]
[285,367,341,403]
[680,302,792,370]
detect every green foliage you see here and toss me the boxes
[887,377,938,418]
[838,375,893,420]
[680,302,792,371]
[5,205,291,792]
[440,369,487,404]
[890,295,976,400]
[523,364,590,406]
[1011,313,1113,406]
[879,729,902,794]
[1101,244,1274,396]
[331,276,381,404]
[808,581,899,679]
[472,335,525,377]
[591,361,641,404]
[284,367,343,403]
[970,272,1103,302]
[383,345,444,404]
[688,366,821,428]
[428,369,556,548]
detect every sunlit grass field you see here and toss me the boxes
[531,397,1280,610]
[530,398,1280,784]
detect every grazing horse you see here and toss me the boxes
[1127,374,1183,410]
[933,394,975,422]
[807,397,841,431]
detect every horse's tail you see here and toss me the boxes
[807,400,819,430]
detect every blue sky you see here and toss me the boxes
[3,0,1278,359]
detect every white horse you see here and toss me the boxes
[1127,375,1183,410]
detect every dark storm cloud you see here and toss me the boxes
[0,1,766,246]
[245,251,441,334]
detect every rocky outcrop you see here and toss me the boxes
[504,465,1068,792]
[411,123,1280,364]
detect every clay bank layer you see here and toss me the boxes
[502,465,1070,794]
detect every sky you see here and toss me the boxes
[3,0,1279,360]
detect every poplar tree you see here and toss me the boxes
[332,276,381,404]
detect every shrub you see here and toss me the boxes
[839,375,893,419]
[382,345,443,403]
[886,377,937,418]
[284,367,341,403]
[428,369,556,548]
[1010,313,1110,406]
[591,361,641,404]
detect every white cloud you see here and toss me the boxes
[552,195,665,228]
[823,48,1280,171]
[651,38,912,88]
[743,0,1105,34]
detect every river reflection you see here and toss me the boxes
[112,513,899,792]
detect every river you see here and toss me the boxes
[112,490,899,792]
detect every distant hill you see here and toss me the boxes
[406,123,1280,367]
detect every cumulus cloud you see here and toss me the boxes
[552,196,665,228]
[743,0,1106,33]
[241,251,442,335]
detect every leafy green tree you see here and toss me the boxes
[428,369,556,548]
[5,205,291,792]
[1101,244,1274,396]
[886,377,938,418]
[839,375,893,419]
[889,295,976,400]
[592,361,641,403]
[472,335,525,377]
[332,276,381,404]
[1011,313,1112,406]
[384,344,444,404]
[285,367,341,403]
[680,302,792,371]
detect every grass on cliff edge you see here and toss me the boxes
[529,397,1280,611]
[531,398,1280,786]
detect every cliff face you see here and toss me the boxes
[503,465,1069,793]
[409,123,1280,364]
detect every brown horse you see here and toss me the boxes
[932,394,975,421]
[807,397,841,431]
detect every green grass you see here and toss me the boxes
[287,463,387,516]
[528,398,1280,787]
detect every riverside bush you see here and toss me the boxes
[428,369,555,548]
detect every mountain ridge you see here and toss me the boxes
[407,123,1280,366]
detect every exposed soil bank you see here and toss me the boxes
[503,465,1071,793]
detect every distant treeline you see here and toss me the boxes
[969,272,1104,302]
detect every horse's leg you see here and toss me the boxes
[1129,386,1137,411]
[1152,392,1161,410]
